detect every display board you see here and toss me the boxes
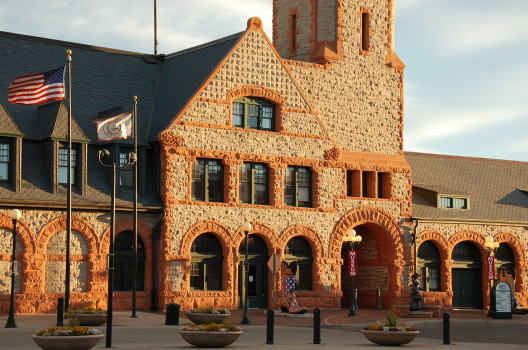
[491,281,512,319]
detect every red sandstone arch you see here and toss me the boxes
[233,222,280,257]
[36,216,99,254]
[279,224,324,261]
[100,217,153,254]
[180,220,235,292]
[329,206,407,263]
[494,231,527,296]
[0,213,35,254]
[447,230,486,259]
[415,230,450,262]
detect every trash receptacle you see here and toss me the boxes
[165,303,180,325]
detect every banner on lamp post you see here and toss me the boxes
[349,251,357,277]
[487,256,495,280]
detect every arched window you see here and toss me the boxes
[284,236,313,291]
[452,242,481,261]
[232,97,275,131]
[114,231,146,291]
[190,233,223,291]
[495,243,515,272]
[417,241,441,291]
[239,235,268,255]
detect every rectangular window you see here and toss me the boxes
[285,166,311,207]
[119,150,133,189]
[362,171,368,197]
[421,266,440,291]
[439,197,452,208]
[361,12,370,51]
[0,142,10,181]
[239,163,269,205]
[290,14,297,53]
[453,198,467,209]
[232,98,275,131]
[191,159,223,202]
[58,144,76,185]
[378,172,383,198]
[190,262,204,290]
[190,261,222,291]
[233,103,244,127]
[439,196,468,209]
[296,263,312,291]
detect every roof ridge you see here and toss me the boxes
[404,151,528,165]
[0,30,145,56]
[164,32,244,59]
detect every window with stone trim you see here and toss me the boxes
[239,162,269,205]
[190,233,223,291]
[284,236,313,291]
[114,231,146,291]
[58,143,77,185]
[361,11,370,52]
[191,159,223,202]
[232,97,275,131]
[119,148,133,189]
[418,241,441,291]
[0,138,10,181]
[284,166,311,207]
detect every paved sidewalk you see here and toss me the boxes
[1,309,527,349]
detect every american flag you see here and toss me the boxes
[7,66,65,105]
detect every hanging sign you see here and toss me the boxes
[487,256,495,280]
[349,251,357,277]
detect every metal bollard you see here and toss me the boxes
[313,308,321,344]
[443,312,450,345]
[354,289,358,310]
[375,288,382,309]
[266,309,274,344]
[56,297,64,327]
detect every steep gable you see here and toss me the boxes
[0,100,24,137]
[163,17,336,153]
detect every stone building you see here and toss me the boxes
[0,0,526,314]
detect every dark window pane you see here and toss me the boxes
[254,164,267,184]
[247,104,259,129]
[208,180,223,202]
[239,235,268,255]
[418,241,440,260]
[284,186,294,206]
[255,184,267,204]
[205,263,222,290]
[297,264,312,290]
[495,243,514,261]
[428,267,440,291]
[191,233,222,254]
[285,237,312,257]
[452,242,480,261]
[191,160,205,201]
[233,103,244,127]
[190,262,204,290]
[285,167,294,187]
[240,183,251,203]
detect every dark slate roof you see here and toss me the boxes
[0,100,24,136]
[405,152,528,222]
[0,30,241,144]
[0,29,242,207]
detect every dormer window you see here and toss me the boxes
[0,140,10,181]
[439,196,468,209]
[232,97,275,131]
[58,143,77,185]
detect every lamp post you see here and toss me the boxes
[5,209,21,328]
[98,149,136,348]
[343,228,361,317]
[241,222,252,325]
[483,236,500,317]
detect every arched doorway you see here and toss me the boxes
[451,241,482,308]
[417,241,441,292]
[340,225,390,308]
[114,231,146,291]
[238,234,269,308]
[190,233,223,291]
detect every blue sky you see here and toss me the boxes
[1,0,526,161]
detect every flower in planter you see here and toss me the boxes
[186,306,230,315]
[67,307,107,314]
[179,321,241,332]
[35,326,103,337]
[363,314,417,332]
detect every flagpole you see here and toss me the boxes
[132,96,138,318]
[65,49,72,312]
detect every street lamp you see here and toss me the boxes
[98,149,136,348]
[5,209,21,328]
[343,228,362,317]
[241,222,252,325]
[483,236,500,317]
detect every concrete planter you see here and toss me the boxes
[30,334,104,350]
[186,313,230,324]
[360,330,419,346]
[65,313,108,326]
[178,331,242,348]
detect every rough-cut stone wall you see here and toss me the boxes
[0,210,159,314]
[415,222,528,309]
[274,0,312,60]
[317,0,336,42]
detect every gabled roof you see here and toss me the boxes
[0,100,24,137]
[38,102,90,142]
[406,151,528,223]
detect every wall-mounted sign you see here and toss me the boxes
[487,256,495,280]
[491,281,512,319]
[349,251,357,277]
[249,276,253,282]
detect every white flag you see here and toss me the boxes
[94,112,133,142]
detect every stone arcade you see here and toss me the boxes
[0,0,526,314]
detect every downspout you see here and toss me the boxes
[151,206,166,311]
[412,217,419,275]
